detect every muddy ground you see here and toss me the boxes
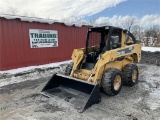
[0,51,160,120]
[141,51,160,66]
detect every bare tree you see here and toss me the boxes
[80,20,88,25]
[145,30,152,46]
[144,25,160,46]
[7,7,19,15]
[121,16,136,31]
[132,25,144,41]
[151,25,160,46]
[60,15,83,25]
[89,18,97,26]
[30,12,35,17]
[22,12,29,17]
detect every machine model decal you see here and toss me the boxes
[117,46,134,56]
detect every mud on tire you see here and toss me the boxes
[122,63,139,86]
[65,63,73,76]
[102,68,122,96]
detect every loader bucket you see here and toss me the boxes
[41,73,101,112]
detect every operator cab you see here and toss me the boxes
[82,26,137,70]
[82,26,123,70]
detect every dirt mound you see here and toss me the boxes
[141,51,160,66]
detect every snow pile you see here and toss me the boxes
[0,15,85,27]
[0,60,72,87]
[75,23,82,27]
[0,14,56,24]
[142,47,160,52]
[0,60,72,74]
[64,22,74,26]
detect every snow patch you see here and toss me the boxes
[1,15,17,20]
[142,47,160,52]
[146,88,160,110]
[75,23,82,27]
[0,15,84,26]
[0,60,72,74]
[0,15,55,24]
[64,22,74,26]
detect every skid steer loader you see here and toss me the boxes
[42,26,141,112]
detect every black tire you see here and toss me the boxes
[122,63,139,86]
[102,68,123,96]
[65,63,73,76]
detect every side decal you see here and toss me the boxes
[117,46,134,56]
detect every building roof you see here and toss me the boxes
[0,14,85,27]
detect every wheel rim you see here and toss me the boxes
[114,75,121,90]
[132,70,137,82]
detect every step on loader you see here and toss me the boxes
[41,26,141,112]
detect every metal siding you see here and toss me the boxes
[0,18,88,70]
[0,19,2,70]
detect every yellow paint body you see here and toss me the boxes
[70,31,141,83]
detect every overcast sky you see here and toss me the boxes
[0,0,160,28]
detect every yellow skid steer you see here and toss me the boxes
[42,26,141,112]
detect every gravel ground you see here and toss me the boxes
[0,52,160,120]
[141,51,160,66]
